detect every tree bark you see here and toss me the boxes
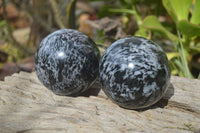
[0,72,200,133]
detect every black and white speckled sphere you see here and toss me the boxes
[35,29,100,96]
[99,36,171,109]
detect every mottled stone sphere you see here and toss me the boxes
[35,29,100,96]
[99,37,171,109]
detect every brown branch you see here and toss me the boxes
[49,0,66,29]
[23,2,56,33]
[10,0,56,33]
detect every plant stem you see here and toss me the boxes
[49,0,66,29]
[22,1,56,33]
[66,0,77,29]
[177,30,193,78]
[108,8,136,15]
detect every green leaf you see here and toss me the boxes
[0,20,6,27]
[197,42,200,47]
[162,0,192,21]
[66,0,77,28]
[167,52,180,60]
[108,8,136,15]
[134,28,147,38]
[98,5,113,18]
[177,20,200,37]
[191,0,200,25]
[170,0,192,20]
[162,0,178,22]
[190,46,200,52]
[142,15,178,42]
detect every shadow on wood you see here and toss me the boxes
[80,79,101,97]
[0,72,199,133]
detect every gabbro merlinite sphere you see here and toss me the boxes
[35,29,100,96]
[99,36,171,109]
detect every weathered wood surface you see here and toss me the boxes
[0,72,200,133]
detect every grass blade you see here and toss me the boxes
[177,30,193,78]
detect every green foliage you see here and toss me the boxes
[177,20,200,37]
[162,0,192,21]
[191,0,200,25]
[177,30,193,78]
[101,0,147,37]
[142,0,200,78]
[0,20,6,27]
[97,0,200,78]
[66,0,77,29]
[142,16,178,42]
[0,43,24,63]
[0,20,8,42]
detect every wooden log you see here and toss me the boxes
[0,72,200,133]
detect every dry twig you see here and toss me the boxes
[49,0,66,29]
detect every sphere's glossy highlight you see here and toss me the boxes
[99,36,171,109]
[35,29,100,96]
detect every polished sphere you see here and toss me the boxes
[35,29,100,96]
[99,36,171,109]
